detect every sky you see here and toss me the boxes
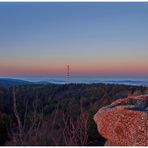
[0,2,148,77]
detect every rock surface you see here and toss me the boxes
[94,95,148,146]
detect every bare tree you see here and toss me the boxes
[7,87,43,145]
[12,87,23,143]
[62,99,88,146]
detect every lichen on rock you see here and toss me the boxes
[94,95,148,146]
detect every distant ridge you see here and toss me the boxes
[0,78,148,86]
[0,78,32,86]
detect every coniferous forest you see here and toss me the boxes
[0,83,147,146]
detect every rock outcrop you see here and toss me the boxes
[94,95,148,146]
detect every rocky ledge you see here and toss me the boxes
[94,95,148,146]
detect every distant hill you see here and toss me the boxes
[0,78,148,87]
[0,78,32,86]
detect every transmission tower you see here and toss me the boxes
[66,65,70,84]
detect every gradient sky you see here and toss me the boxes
[0,2,148,77]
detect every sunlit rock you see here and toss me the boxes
[94,95,148,146]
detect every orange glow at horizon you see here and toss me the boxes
[0,58,148,76]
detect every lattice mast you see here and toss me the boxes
[66,65,70,84]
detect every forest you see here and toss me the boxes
[0,83,147,146]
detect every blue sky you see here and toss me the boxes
[0,2,148,77]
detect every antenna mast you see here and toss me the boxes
[66,65,70,84]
